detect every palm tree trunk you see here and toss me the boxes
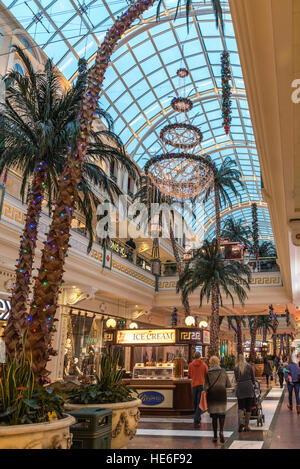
[249,317,258,363]
[261,325,267,358]
[209,282,220,358]
[272,332,277,356]
[214,183,221,247]
[236,316,243,355]
[4,162,47,358]
[169,221,191,317]
[279,334,284,355]
[26,1,157,383]
[286,334,290,357]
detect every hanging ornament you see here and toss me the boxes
[221,50,232,135]
[177,68,189,78]
[171,97,193,113]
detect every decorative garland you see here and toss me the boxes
[160,123,203,149]
[171,307,178,327]
[177,68,189,78]
[171,97,193,113]
[285,307,291,326]
[221,50,232,135]
[252,202,259,259]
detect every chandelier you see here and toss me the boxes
[146,68,214,200]
[160,123,203,150]
[145,153,214,200]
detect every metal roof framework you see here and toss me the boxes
[4,0,274,241]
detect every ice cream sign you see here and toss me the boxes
[116,329,176,345]
[0,299,11,321]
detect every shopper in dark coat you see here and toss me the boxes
[234,354,255,432]
[263,357,273,386]
[204,356,231,444]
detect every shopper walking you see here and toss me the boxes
[234,354,255,432]
[188,352,208,427]
[263,357,273,387]
[274,355,284,388]
[203,356,231,443]
[284,356,300,413]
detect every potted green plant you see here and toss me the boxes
[65,351,141,449]
[221,355,236,388]
[0,341,75,449]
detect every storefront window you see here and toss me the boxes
[220,340,228,357]
[64,312,104,379]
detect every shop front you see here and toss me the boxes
[104,327,210,415]
[0,297,11,363]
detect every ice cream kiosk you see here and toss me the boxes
[104,327,210,415]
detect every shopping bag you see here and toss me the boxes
[199,391,208,412]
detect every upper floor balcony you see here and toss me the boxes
[0,191,283,296]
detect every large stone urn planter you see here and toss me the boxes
[0,414,75,449]
[226,371,236,388]
[253,364,264,377]
[65,399,141,449]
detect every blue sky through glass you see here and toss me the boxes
[4,0,273,241]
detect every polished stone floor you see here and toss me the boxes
[128,381,300,450]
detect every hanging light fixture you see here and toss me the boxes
[185,315,196,327]
[199,320,208,329]
[129,322,138,329]
[106,318,116,329]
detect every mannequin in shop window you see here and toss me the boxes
[81,345,96,376]
[68,357,83,377]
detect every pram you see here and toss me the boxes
[250,380,265,427]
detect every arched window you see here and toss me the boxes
[14,63,24,76]
[20,37,33,55]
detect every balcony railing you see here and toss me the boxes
[160,257,279,277]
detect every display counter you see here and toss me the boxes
[104,327,211,415]
[122,377,193,415]
[122,363,193,415]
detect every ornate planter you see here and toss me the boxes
[253,364,264,377]
[0,414,75,449]
[66,399,141,449]
[226,371,236,388]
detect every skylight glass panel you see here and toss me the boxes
[5,0,273,241]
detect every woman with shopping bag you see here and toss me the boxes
[202,356,231,444]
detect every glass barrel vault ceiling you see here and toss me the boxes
[5,0,274,242]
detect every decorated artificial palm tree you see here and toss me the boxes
[203,157,244,246]
[248,316,259,362]
[219,315,247,355]
[221,217,252,247]
[133,177,191,316]
[177,239,251,357]
[26,1,223,382]
[257,315,275,357]
[0,49,137,362]
[250,240,277,258]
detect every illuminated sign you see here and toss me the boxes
[138,391,165,406]
[203,330,210,345]
[104,331,115,343]
[0,299,11,321]
[178,330,202,343]
[116,329,176,345]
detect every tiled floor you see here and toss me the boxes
[269,389,300,449]
[127,384,298,450]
